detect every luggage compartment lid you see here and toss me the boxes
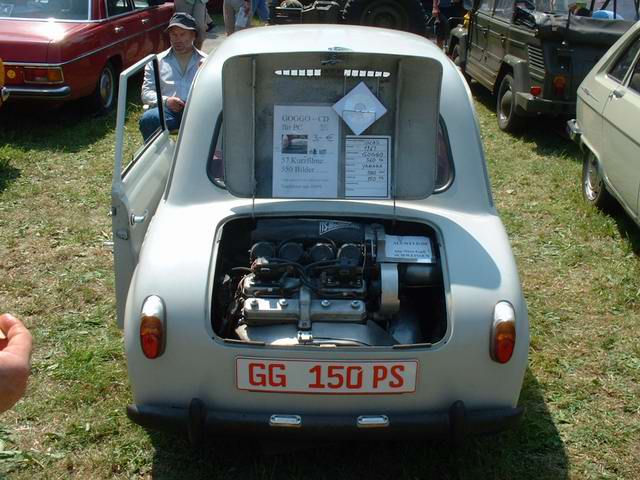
[222,51,442,200]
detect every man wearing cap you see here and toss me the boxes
[139,13,207,142]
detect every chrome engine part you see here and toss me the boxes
[214,218,444,346]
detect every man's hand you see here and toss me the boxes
[166,96,185,113]
[0,314,32,413]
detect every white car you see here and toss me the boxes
[112,25,528,444]
[568,20,640,224]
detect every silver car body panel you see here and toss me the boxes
[115,25,528,421]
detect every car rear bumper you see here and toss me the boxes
[5,85,71,100]
[127,399,523,444]
[514,92,575,116]
[566,119,582,145]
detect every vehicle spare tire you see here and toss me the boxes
[343,0,427,35]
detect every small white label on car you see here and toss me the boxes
[384,235,433,263]
[236,358,417,394]
[344,135,391,199]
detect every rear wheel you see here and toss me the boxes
[496,73,525,133]
[343,0,427,35]
[582,150,613,210]
[88,61,118,115]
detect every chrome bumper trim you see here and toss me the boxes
[5,85,71,99]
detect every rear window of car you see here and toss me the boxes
[608,36,640,83]
[629,56,640,94]
[207,116,455,194]
[0,0,89,20]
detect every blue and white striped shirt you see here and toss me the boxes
[141,46,207,108]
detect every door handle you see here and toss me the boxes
[482,27,488,35]
[141,18,150,24]
[610,88,624,99]
[114,25,124,33]
[130,210,148,225]
[500,34,506,45]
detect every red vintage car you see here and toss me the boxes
[0,0,174,112]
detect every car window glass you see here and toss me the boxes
[106,0,133,16]
[434,121,454,192]
[133,0,150,8]
[121,59,166,176]
[609,37,640,83]
[207,118,454,193]
[494,0,514,18]
[629,57,640,94]
[0,0,89,20]
[208,117,224,186]
[531,0,569,13]
[479,0,494,12]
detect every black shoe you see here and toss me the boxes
[206,21,215,32]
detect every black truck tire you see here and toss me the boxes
[496,73,525,133]
[343,0,427,35]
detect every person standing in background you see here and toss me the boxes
[432,0,463,49]
[252,0,269,23]
[175,0,208,48]
[223,0,251,35]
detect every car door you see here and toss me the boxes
[486,0,512,87]
[105,0,144,66]
[112,55,175,327]
[465,0,495,88]
[601,35,640,220]
[131,0,171,54]
[130,0,154,54]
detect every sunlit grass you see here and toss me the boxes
[0,80,639,479]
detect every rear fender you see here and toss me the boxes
[448,26,468,58]
[497,54,531,94]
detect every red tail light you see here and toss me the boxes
[490,302,516,364]
[530,85,542,97]
[139,296,166,359]
[23,67,63,84]
[552,75,566,96]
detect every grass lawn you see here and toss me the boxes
[0,80,639,479]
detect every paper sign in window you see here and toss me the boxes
[345,136,390,198]
[272,105,340,198]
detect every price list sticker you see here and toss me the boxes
[345,136,391,198]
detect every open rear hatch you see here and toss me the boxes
[222,50,442,200]
[212,50,448,349]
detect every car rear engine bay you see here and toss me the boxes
[212,218,448,347]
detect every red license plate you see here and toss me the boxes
[236,358,418,394]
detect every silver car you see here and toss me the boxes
[112,25,528,444]
[568,20,640,224]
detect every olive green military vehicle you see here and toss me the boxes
[449,0,639,131]
[269,0,434,36]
